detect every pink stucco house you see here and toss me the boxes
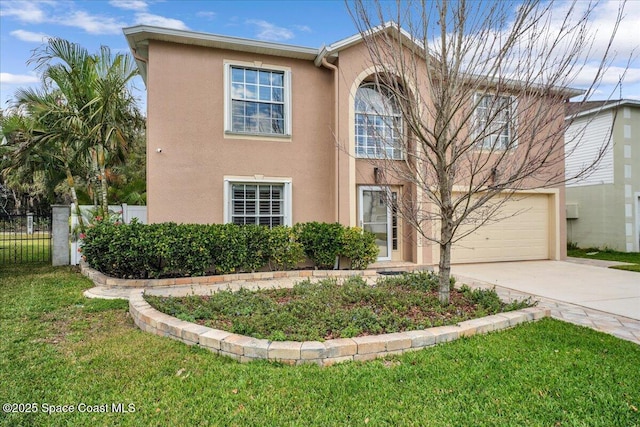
[124,24,569,266]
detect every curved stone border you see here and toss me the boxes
[80,263,549,365]
[80,262,379,288]
[129,293,549,366]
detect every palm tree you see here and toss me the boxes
[3,92,89,231]
[11,38,143,220]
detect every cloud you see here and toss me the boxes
[293,25,312,33]
[135,13,189,30]
[246,20,294,42]
[0,73,39,84]
[0,1,50,23]
[1,1,127,35]
[196,11,216,20]
[109,0,149,12]
[10,29,50,43]
[60,11,126,35]
[569,63,640,96]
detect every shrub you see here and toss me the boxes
[82,221,379,279]
[208,223,247,274]
[268,226,305,271]
[294,222,344,269]
[82,218,158,279]
[341,226,379,269]
[156,223,211,277]
[242,225,271,272]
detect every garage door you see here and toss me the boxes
[450,193,550,264]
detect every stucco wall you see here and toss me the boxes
[143,34,567,263]
[146,41,336,224]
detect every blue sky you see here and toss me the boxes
[1,0,639,111]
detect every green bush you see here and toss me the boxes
[268,226,305,271]
[156,223,211,277]
[208,223,246,274]
[82,218,158,279]
[294,222,345,269]
[242,225,271,272]
[82,221,379,279]
[341,226,379,269]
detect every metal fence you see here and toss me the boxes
[0,212,52,264]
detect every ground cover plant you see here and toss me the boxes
[2,264,640,427]
[143,272,533,341]
[568,247,640,273]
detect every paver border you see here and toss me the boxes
[81,264,549,365]
[128,292,548,366]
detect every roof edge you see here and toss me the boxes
[123,24,319,60]
[565,99,640,119]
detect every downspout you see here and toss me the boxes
[132,48,148,65]
[318,53,340,223]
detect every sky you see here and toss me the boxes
[1,0,639,112]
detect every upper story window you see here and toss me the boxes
[226,64,291,136]
[355,83,403,160]
[474,94,515,150]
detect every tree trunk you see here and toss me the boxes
[65,166,85,234]
[99,166,109,217]
[97,146,109,216]
[438,223,453,305]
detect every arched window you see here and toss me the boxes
[354,83,403,160]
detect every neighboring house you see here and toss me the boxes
[565,99,640,252]
[124,24,569,265]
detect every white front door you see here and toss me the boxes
[359,186,392,261]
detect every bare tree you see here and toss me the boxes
[348,0,628,303]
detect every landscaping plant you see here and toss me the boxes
[144,273,534,342]
[81,221,379,278]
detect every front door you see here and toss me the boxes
[359,186,392,261]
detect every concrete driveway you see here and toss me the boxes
[451,261,640,320]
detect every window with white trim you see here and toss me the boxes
[226,64,290,136]
[355,83,403,160]
[474,94,515,150]
[224,178,292,227]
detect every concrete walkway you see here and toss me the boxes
[452,260,640,345]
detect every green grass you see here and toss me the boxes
[1,264,640,426]
[145,273,532,341]
[568,247,640,272]
[0,232,51,263]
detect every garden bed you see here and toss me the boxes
[144,272,534,342]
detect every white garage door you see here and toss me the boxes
[450,194,550,264]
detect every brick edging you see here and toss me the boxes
[129,292,549,366]
[80,262,379,288]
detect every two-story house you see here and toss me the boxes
[124,23,569,265]
[565,99,640,252]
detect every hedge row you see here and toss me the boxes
[81,220,379,279]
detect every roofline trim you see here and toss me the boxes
[565,99,640,119]
[123,25,318,57]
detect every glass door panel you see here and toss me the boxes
[360,187,391,260]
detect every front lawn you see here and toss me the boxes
[568,247,640,272]
[0,232,51,263]
[1,264,639,426]
[145,273,532,341]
